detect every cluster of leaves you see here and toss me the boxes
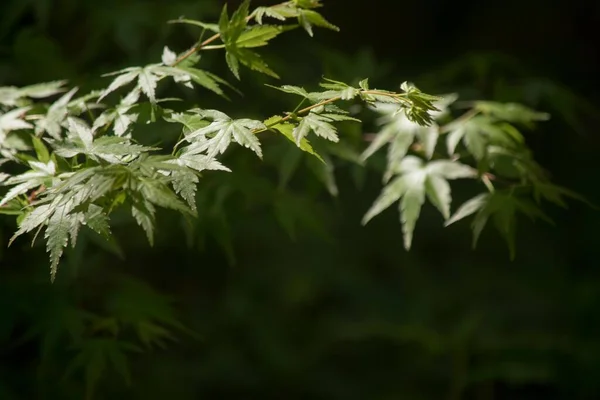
[0,0,584,281]
[360,96,587,256]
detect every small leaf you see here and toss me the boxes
[161,46,177,66]
[138,68,158,103]
[253,6,288,24]
[183,110,264,159]
[362,176,406,225]
[32,136,50,162]
[425,175,451,219]
[445,193,488,226]
[235,48,279,79]
[298,9,339,36]
[264,115,323,162]
[225,52,240,79]
[236,25,283,48]
[399,170,427,250]
[293,112,340,145]
[45,201,73,281]
[132,201,156,246]
[67,118,93,149]
[98,70,140,102]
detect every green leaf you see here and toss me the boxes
[532,182,594,208]
[264,116,323,162]
[446,191,553,258]
[307,153,338,196]
[293,0,323,8]
[293,112,341,145]
[236,25,283,48]
[131,200,156,246]
[445,193,488,227]
[85,204,111,240]
[177,67,228,97]
[229,0,251,39]
[31,136,50,163]
[225,52,240,79]
[218,3,231,38]
[138,177,193,216]
[265,84,310,98]
[65,339,139,397]
[298,9,339,36]
[106,275,190,345]
[474,101,550,125]
[170,170,199,211]
[234,48,279,78]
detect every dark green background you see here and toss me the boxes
[1,0,599,398]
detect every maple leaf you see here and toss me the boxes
[446,191,553,259]
[292,110,358,146]
[363,156,476,250]
[51,118,154,164]
[179,109,265,159]
[0,160,57,206]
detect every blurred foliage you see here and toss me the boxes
[1,0,600,399]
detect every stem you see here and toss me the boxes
[291,97,308,114]
[255,89,411,134]
[27,185,46,204]
[200,44,226,50]
[173,33,220,66]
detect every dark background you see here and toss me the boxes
[1,0,600,399]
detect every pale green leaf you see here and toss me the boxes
[161,46,177,66]
[138,68,158,103]
[45,200,74,281]
[425,160,477,179]
[98,70,140,102]
[362,175,406,225]
[307,153,338,196]
[399,170,427,250]
[298,9,339,36]
[418,126,439,159]
[253,6,288,24]
[132,201,156,246]
[425,175,451,219]
[293,112,340,145]
[445,193,488,227]
[85,204,111,240]
[183,110,264,158]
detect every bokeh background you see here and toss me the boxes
[1,0,600,399]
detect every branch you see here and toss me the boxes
[256,89,412,134]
